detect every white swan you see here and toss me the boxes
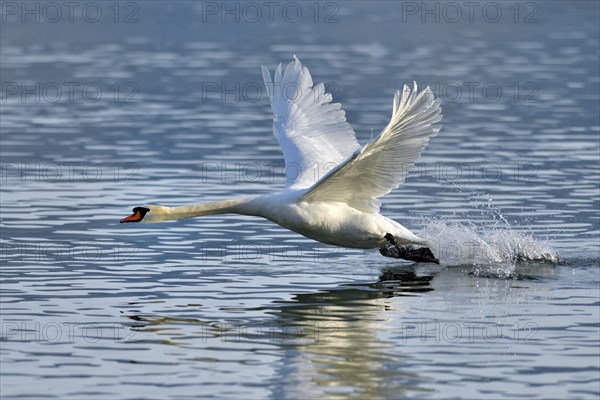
[121,56,443,262]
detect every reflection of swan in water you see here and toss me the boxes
[123,266,438,398]
[267,267,436,399]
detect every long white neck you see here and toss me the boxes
[143,196,258,223]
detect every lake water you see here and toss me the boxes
[1,1,599,399]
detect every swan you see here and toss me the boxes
[121,56,443,263]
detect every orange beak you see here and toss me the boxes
[120,210,142,223]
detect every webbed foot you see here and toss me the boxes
[380,233,440,264]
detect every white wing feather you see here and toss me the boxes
[303,83,442,213]
[261,56,360,190]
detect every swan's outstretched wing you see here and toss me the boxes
[303,83,442,213]
[262,56,360,190]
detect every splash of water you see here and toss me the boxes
[420,220,559,268]
[417,197,559,277]
[416,190,559,276]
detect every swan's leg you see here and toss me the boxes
[380,233,440,264]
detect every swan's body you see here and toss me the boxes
[141,192,422,249]
[122,57,442,261]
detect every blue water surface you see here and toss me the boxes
[1,2,599,399]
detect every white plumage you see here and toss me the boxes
[122,56,443,257]
[261,56,360,189]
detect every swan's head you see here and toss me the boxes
[120,206,150,223]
